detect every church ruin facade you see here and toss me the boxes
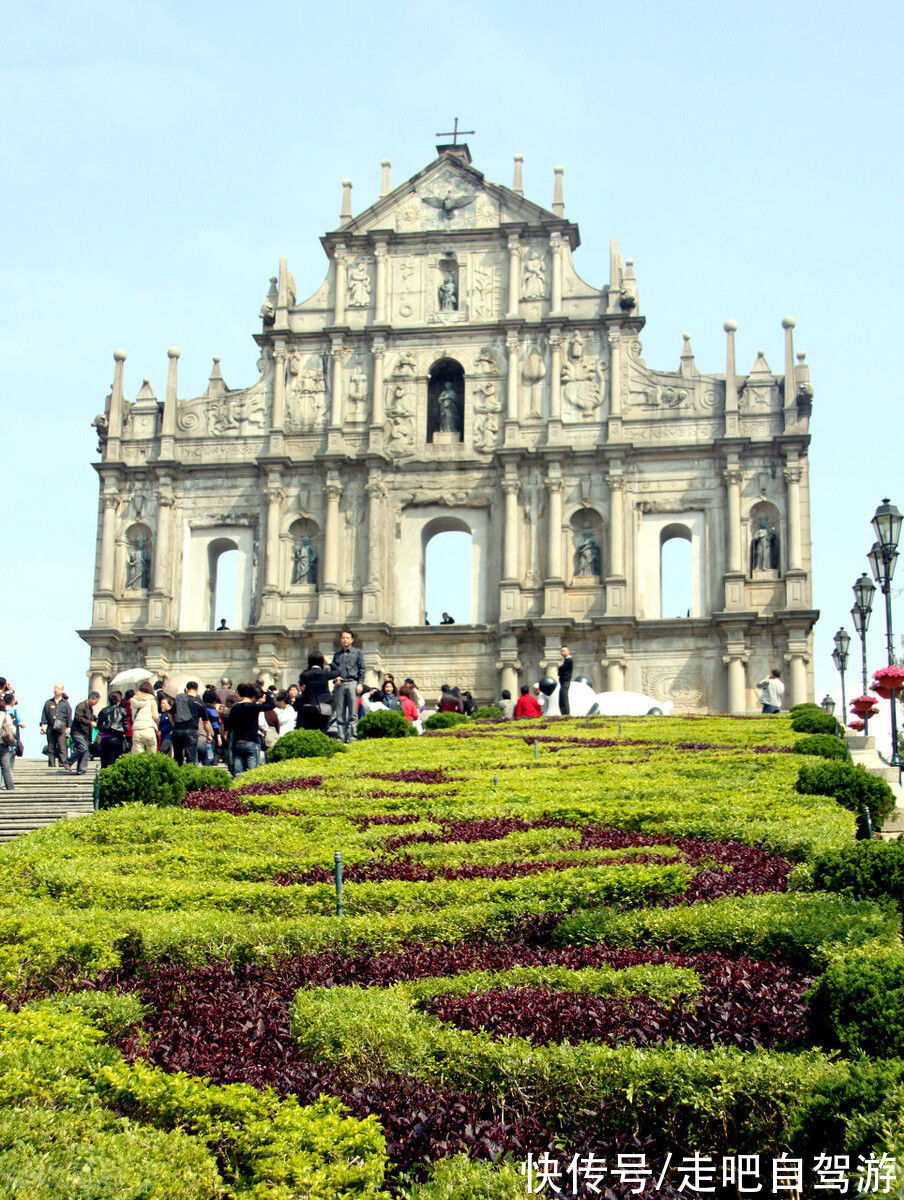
[81,142,818,710]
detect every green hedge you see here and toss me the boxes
[810,839,904,909]
[357,709,416,738]
[423,711,470,731]
[808,946,904,1059]
[792,734,850,761]
[98,754,185,809]
[791,709,841,735]
[795,760,896,830]
[179,763,232,792]
[473,705,504,720]
[267,729,346,763]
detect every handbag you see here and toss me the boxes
[15,737,24,758]
[0,715,15,746]
[318,700,334,719]
[52,717,66,732]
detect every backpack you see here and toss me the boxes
[0,714,15,746]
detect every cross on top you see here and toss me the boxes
[435,117,475,145]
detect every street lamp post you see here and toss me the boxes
[851,572,876,735]
[868,498,902,770]
[820,694,836,716]
[832,628,850,725]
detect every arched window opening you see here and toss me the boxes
[427,358,465,443]
[660,524,692,619]
[423,523,472,626]
[209,539,239,630]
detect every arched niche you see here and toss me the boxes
[748,501,781,574]
[179,526,255,632]
[659,523,693,619]
[288,518,320,588]
[423,516,473,625]
[396,507,489,626]
[437,253,459,312]
[569,508,604,581]
[123,522,152,592]
[427,357,465,443]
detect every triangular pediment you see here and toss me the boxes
[334,153,572,240]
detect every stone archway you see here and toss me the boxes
[395,507,490,627]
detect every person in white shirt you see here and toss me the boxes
[359,689,387,716]
[273,690,297,737]
[757,670,785,713]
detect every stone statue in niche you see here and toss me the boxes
[347,259,371,307]
[438,275,458,312]
[437,381,462,433]
[292,535,318,585]
[521,252,546,300]
[750,518,779,572]
[125,538,151,590]
[574,528,601,578]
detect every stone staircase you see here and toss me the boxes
[0,758,97,841]
[846,734,904,840]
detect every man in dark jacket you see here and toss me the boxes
[330,628,366,743]
[69,692,101,774]
[171,682,214,765]
[558,646,574,716]
[40,684,72,769]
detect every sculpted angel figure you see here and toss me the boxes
[347,259,371,307]
[521,253,546,300]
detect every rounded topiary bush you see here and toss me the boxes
[792,734,850,761]
[795,760,896,831]
[808,947,904,1058]
[473,705,504,721]
[180,764,232,792]
[791,708,841,735]
[357,709,416,738]
[790,702,823,715]
[423,711,470,731]
[267,729,345,762]
[98,754,186,809]
[811,839,904,909]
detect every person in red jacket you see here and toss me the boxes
[514,685,543,719]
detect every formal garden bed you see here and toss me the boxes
[1,713,902,1197]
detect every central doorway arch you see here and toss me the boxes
[424,520,472,626]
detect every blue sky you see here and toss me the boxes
[3,1,902,735]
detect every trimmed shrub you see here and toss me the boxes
[473,705,504,720]
[180,764,232,792]
[790,703,823,715]
[424,711,470,731]
[411,1155,526,1199]
[792,734,849,761]
[790,1059,904,1161]
[808,947,904,1058]
[795,760,896,830]
[791,708,841,735]
[357,709,416,739]
[810,839,904,909]
[266,729,345,763]
[98,754,185,809]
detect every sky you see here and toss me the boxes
[2,0,902,745]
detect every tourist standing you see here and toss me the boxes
[296,651,342,732]
[130,682,159,753]
[69,691,100,774]
[330,628,365,743]
[558,646,574,715]
[95,691,128,767]
[225,684,275,775]
[0,697,16,790]
[757,670,785,714]
[171,683,214,765]
[437,684,463,713]
[40,684,72,769]
[498,689,515,720]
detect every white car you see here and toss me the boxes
[540,680,673,717]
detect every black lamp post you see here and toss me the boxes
[832,627,850,724]
[820,694,836,715]
[868,497,902,769]
[851,572,876,734]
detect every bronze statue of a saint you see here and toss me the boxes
[574,528,601,577]
[437,382,461,433]
[750,518,778,571]
[125,539,150,590]
[438,276,457,312]
[292,535,318,585]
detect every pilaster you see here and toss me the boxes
[318,472,343,622]
[607,329,623,442]
[148,482,175,629]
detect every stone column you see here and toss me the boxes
[506,234,521,318]
[149,484,174,627]
[724,653,748,713]
[329,340,345,431]
[546,472,563,581]
[724,464,742,575]
[786,651,808,706]
[605,469,627,617]
[502,477,520,581]
[365,477,385,589]
[602,636,627,691]
[550,232,563,314]
[548,329,562,440]
[106,349,126,459]
[271,344,287,432]
[334,245,348,325]
[785,460,802,571]
[371,337,386,426]
[496,636,521,700]
[782,316,797,432]
[160,347,179,459]
[607,329,623,441]
[264,478,284,592]
[504,333,520,443]
[322,474,343,589]
[723,320,739,438]
[98,489,119,594]
[374,241,388,324]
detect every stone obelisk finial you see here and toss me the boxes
[552,166,564,217]
[340,179,353,224]
[512,153,524,196]
[380,160,391,197]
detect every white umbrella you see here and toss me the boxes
[109,667,154,689]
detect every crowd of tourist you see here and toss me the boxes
[0,632,575,789]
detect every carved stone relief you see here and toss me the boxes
[286,353,327,433]
[472,378,501,452]
[561,331,606,419]
[385,382,415,457]
[178,356,271,437]
[521,251,546,300]
[641,664,706,707]
[345,356,369,423]
[346,258,372,308]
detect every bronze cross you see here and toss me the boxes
[435,117,475,145]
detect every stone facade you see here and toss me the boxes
[80,144,818,709]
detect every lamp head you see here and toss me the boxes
[853,572,876,613]
[871,498,902,553]
[851,603,867,636]
[820,694,836,715]
[833,627,851,658]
